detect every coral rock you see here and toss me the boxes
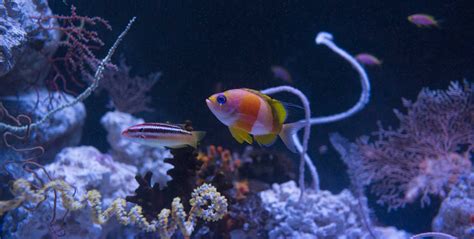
[259,181,410,239]
[432,172,474,238]
[1,146,138,239]
[0,89,86,162]
[0,0,60,92]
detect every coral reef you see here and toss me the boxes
[227,194,270,238]
[197,145,238,196]
[259,181,410,239]
[1,146,138,238]
[432,173,474,238]
[356,81,473,210]
[1,1,466,237]
[101,111,173,187]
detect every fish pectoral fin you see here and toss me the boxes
[229,127,253,144]
[254,134,278,146]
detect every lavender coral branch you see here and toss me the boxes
[410,232,457,239]
[309,32,371,125]
[260,86,311,199]
[0,17,137,134]
[261,32,371,192]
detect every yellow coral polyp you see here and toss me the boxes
[0,179,228,239]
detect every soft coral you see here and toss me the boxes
[357,81,473,210]
[32,5,111,97]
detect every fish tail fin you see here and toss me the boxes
[190,131,206,148]
[279,121,306,153]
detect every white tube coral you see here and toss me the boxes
[261,32,371,193]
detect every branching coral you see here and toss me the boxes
[32,5,112,95]
[357,81,473,210]
[100,56,161,114]
[0,178,227,239]
[197,145,238,194]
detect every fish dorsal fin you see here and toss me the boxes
[254,134,278,146]
[242,88,287,124]
[229,127,253,144]
[242,88,272,101]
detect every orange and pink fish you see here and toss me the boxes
[206,88,304,152]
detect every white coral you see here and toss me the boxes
[1,146,138,239]
[259,181,410,239]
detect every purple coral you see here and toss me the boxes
[100,57,160,114]
[357,81,473,210]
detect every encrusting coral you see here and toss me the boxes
[432,173,474,238]
[259,181,410,239]
[0,178,228,239]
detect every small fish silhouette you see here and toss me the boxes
[271,65,293,83]
[355,53,382,66]
[408,14,440,28]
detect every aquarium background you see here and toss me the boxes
[1,0,473,237]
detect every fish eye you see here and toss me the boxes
[216,94,227,105]
[140,127,144,132]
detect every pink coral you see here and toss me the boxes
[32,5,111,96]
[357,81,473,211]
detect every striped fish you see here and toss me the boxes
[121,123,206,149]
[206,88,305,153]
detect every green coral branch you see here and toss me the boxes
[0,178,228,239]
